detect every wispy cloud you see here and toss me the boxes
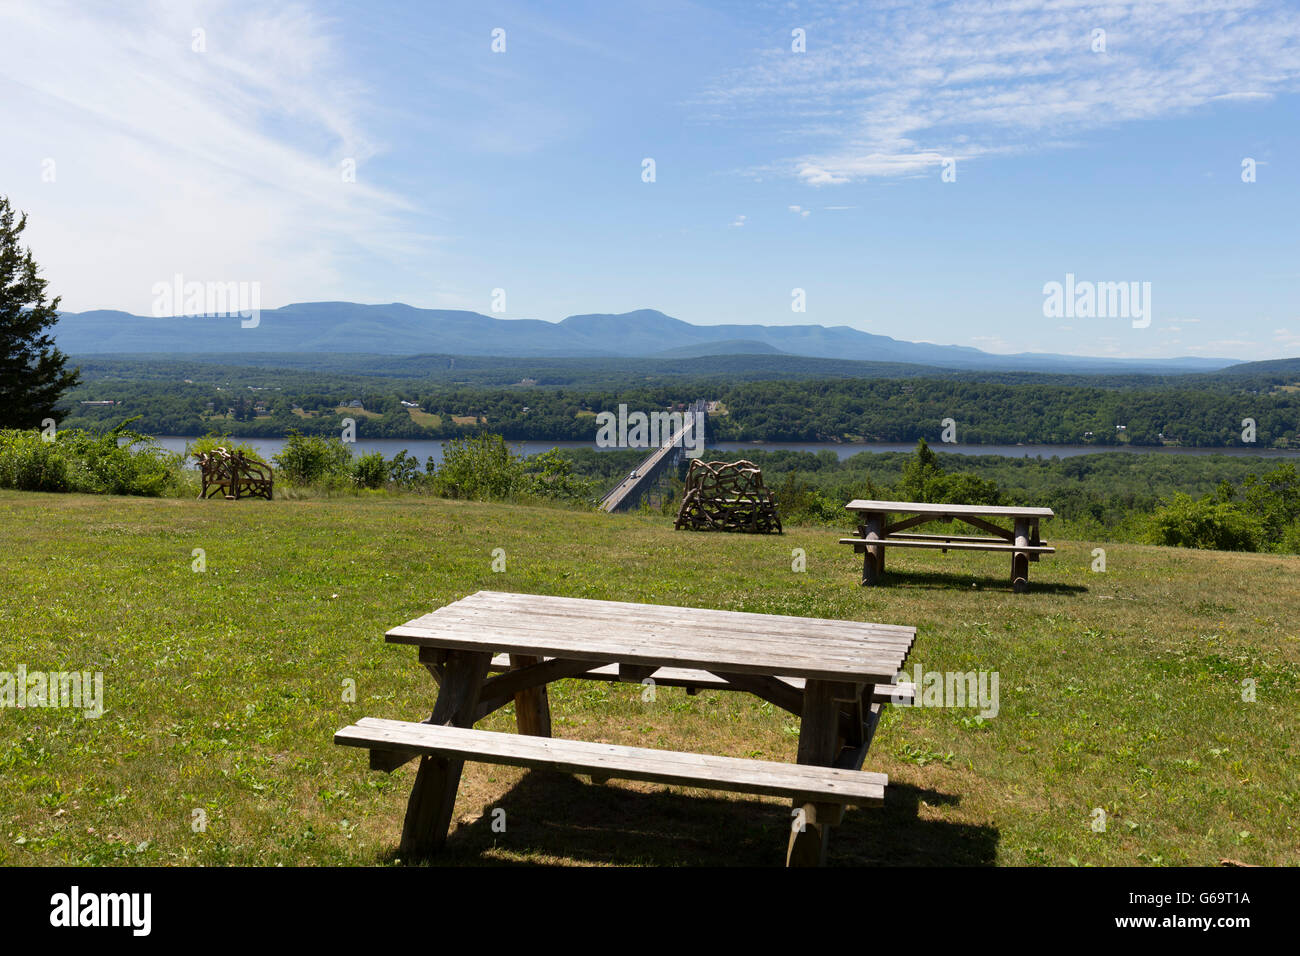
[0,0,430,312]
[700,0,1300,184]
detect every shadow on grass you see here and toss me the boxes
[865,568,1087,595]
[389,771,998,866]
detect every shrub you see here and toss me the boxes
[0,421,181,496]
[351,452,388,489]
[1149,493,1264,551]
[273,431,353,486]
[519,448,596,501]
[774,472,845,525]
[387,449,423,488]
[429,434,525,500]
[0,428,69,491]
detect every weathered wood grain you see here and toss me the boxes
[337,717,887,805]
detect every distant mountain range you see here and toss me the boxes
[54,302,1239,373]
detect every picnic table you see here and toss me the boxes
[335,590,916,866]
[841,499,1055,592]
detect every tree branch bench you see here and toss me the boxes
[196,447,273,500]
[334,590,916,866]
[840,499,1055,592]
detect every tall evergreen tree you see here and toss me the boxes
[0,196,80,428]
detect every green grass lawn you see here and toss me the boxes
[0,489,1296,866]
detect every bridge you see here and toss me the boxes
[599,400,708,513]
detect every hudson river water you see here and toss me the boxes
[155,437,1300,467]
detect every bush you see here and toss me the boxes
[429,435,525,500]
[273,431,353,486]
[519,448,596,501]
[0,421,182,496]
[387,449,423,488]
[351,452,388,489]
[774,472,845,525]
[1149,493,1264,551]
[0,429,69,491]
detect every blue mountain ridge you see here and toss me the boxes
[52,302,1238,372]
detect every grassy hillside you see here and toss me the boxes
[1,490,1295,866]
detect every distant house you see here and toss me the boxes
[348,400,363,408]
[1115,424,1127,431]
[79,400,115,406]
[400,400,420,409]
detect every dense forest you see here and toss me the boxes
[57,360,1300,448]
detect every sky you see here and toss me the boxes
[1,0,1299,360]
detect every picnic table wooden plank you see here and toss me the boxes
[430,604,916,651]
[337,717,888,805]
[846,499,1054,518]
[387,625,909,684]
[481,653,917,703]
[458,590,916,640]
[838,537,1055,553]
[386,592,915,684]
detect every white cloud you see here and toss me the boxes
[730,214,747,227]
[0,0,431,313]
[788,204,810,217]
[700,1,1300,183]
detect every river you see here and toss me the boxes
[153,436,1300,468]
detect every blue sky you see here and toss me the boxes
[2,0,1299,359]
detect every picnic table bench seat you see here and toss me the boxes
[336,717,888,806]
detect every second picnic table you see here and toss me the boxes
[335,589,916,866]
[841,499,1055,592]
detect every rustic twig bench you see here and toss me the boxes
[674,459,782,533]
[196,447,273,501]
[840,499,1055,592]
[334,590,916,866]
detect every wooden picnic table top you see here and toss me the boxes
[386,590,915,684]
[845,499,1054,519]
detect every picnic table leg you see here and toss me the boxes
[1011,517,1030,593]
[860,513,884,586]
[509,653,552,737]
[399,649,492,860]
[787,679,842,866]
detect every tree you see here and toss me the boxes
[0,197,80,428]
[897,438,942,501]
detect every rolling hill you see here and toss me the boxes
[53,301,1239,373]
